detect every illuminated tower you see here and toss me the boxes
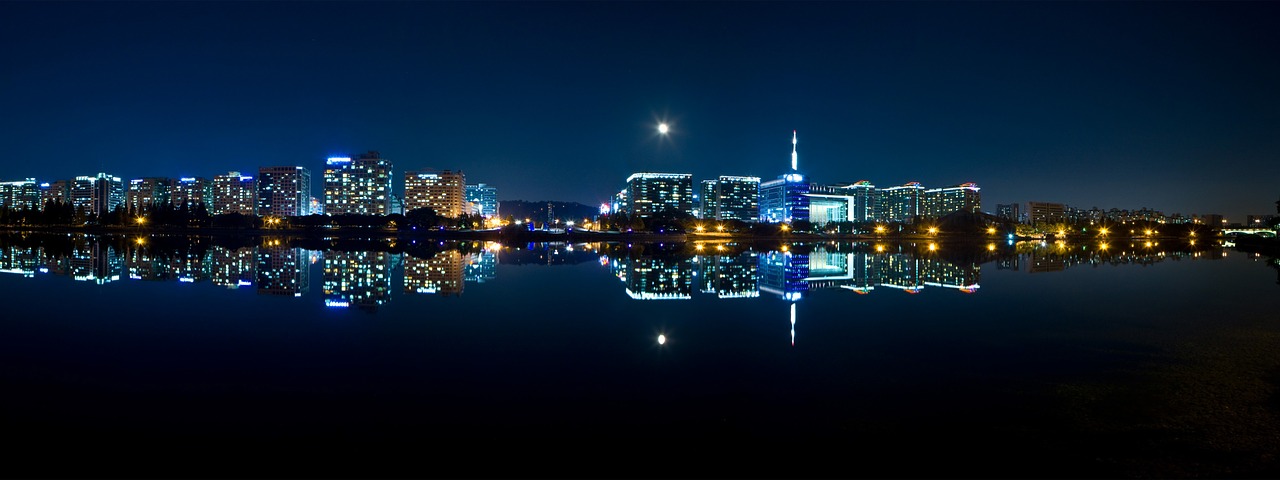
[791,130,798,171]
[758,130,809,223]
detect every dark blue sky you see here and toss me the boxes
[2,1,1277,220]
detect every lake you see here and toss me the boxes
[2,233,1278,478]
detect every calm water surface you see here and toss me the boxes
[2,233,1278,478]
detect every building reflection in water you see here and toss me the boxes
[323,251,393,310]
[608,245,985,302]
[404,250,466,296]
[2,235,1234,313]
[695,251,760,299]
[210,245,255,289]
[1,244,40,278]
[71,238,122,284]
[610,253,694,300]
[465,247,497,283]
[404,243,500,296]
[760,250,809,300]
[258,240,309,297]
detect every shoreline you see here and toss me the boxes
[0,224,1222,244]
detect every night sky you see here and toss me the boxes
[3,1,1277,220]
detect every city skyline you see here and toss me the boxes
[2,2,1278,221]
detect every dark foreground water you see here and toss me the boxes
[2,233,1278,478]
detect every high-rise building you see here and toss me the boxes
[759,131,809,223]
[404,170,465,218]
[922,183,981,218]
[623,173,693,218]
[877,182,925,223]
[324,151,393,216]
[0,178,40,211]
[843,181,878,222]
[172,177,214,210]
[40,180,71,207]
[465,183,498,218]
[212,172,257,215]
[996,203,1021,223]
[94,174,125,217]
[126,177,173,212]
[257,166,311,217]
[70,173,124,217]
[699,180,717,219]
[1028,201,1066,226]
[610,188,628,216]
[71,176,96,215]
[701,176,760,222]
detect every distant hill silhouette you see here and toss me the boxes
[499,200,598,223]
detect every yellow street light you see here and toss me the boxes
[986,227,996,235]
[875,225,886,234]
[136,217,147,226]
[1099,227,1109,236]
[716,224,724,232]
[928,227,938,235]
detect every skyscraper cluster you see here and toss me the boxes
[609,131,982,225]
[1,150,499,220]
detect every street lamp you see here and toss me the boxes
[657,123,670,135]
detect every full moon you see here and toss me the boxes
[657,123,669,134]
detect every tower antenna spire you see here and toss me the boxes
[791,130,798,171]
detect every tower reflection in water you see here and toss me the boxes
[0,235,1226,323]
[608,243,982,345]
